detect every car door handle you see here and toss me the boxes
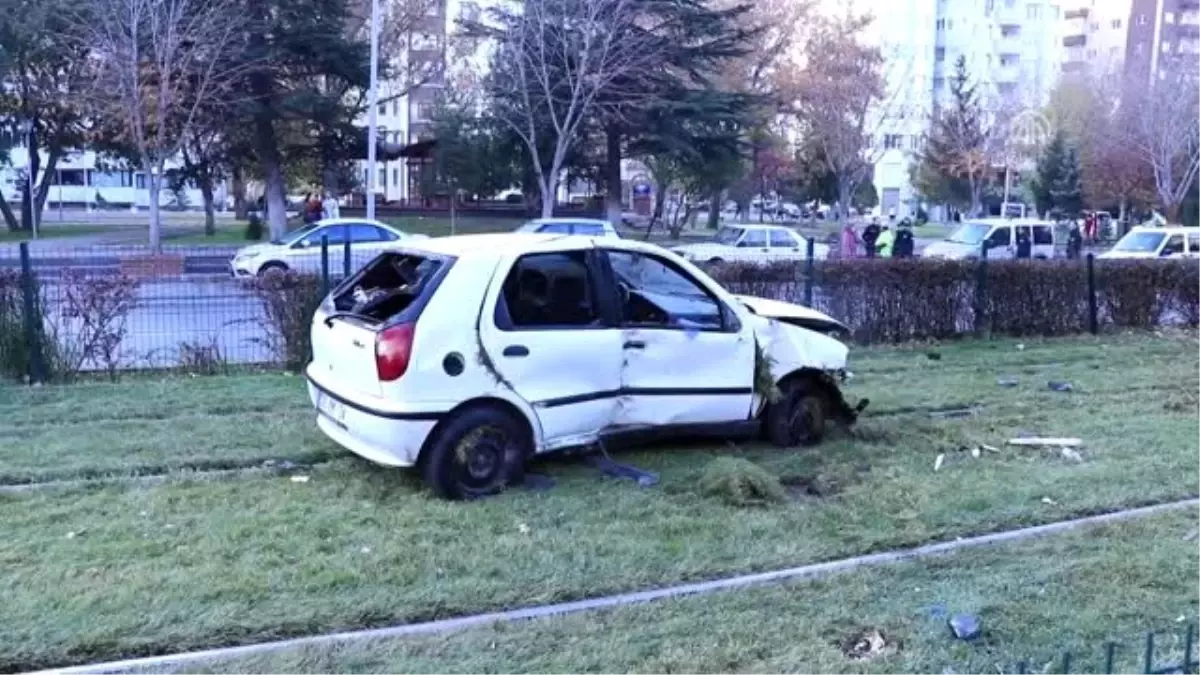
[623,340,646,350]
[502,345,529,358]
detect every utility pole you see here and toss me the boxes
[366,0,380,221]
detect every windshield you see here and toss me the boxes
[1113,231,1166,253]
[946,223,992,245]
[714,227,744,245]
[277,223,319,245]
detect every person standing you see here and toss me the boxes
[875,225,895,258]
[840,222,859,259]
[861,219,881,259]
[322,191,340,220]
[1016,228,1032,259]
[893,224,915,258]
[1066,222,1083,260]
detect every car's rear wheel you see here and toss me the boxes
[421,405,530,500]
[708,257,724,264]
[765,376,829,447]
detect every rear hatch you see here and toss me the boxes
[310,251,451,398]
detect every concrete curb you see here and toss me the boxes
[37,497,1199,675]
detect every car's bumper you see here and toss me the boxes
[230,259,256,277]
[305,369,441,467]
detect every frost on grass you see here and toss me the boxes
[698,457,786,507]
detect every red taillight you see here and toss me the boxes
[375,323,415,381]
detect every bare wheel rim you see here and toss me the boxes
[786,395,822,444]
[456,425,510,489]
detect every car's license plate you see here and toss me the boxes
[317,393,346,425]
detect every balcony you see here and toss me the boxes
[1064,8,1089,20]
[1063,34,1087,47]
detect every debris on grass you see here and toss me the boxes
[948,614,982,640]
[970,446,981,459]
[1048,380,1075,392]
[1008,437,1082,448]
[778,474,843,500]
[926,352,942,361]
[517,522,531,535]
[996,376,1020,387]
[929,407,977,420]
[698,457,786,507]
[981,443,1000,453]
[1060,447,1084,462]
[841,628,897,660]
[289,475,310,483]
[65,529,85,539]
[1041,497,1058,505]
[934,454,945,472]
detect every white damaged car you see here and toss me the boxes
[306,234,866,499]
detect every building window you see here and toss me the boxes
[1111,18,1122,29]
[1001,25,1021,37]
[1162,41,1172,52]
[378,167,385,187]
[1165,12,1176,24]
[1005,0,1015,7]
[377,101,385,115]
[933,76,945,91]
[1027,4,1040,20]
[935,47,945,61]
[1135,42,1146,55]
[1000,54,1019,66]
[1137,14,1147,25]
[392,168,399,186]
[884,134,903,149]
[936,18,945,30]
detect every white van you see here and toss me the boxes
[922,219,1056,260]
[1099,226,1200,260]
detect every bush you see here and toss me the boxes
[698,457,787,507]
[706,258,1196,342]
[245,213,264,241]
[0,270,39,381]
[246,271,323,370]
[48,270,140,380]
[1095,260,1178,328]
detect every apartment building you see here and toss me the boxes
[868,0,1063,218]
[1060,0,1133,79]
[1125,0,1200,84]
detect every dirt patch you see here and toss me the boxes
[1163,388,1198,413]
[779,473,845,501]
[839,627,901,661]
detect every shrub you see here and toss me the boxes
[246,271,323,370]
[1095,260,1177,328]
[47,270,140,380]
[983,261,1089,336]
[0,271,38,381]
[1167,263,1200,327]
[245,213,264,241]
[698,457,787,507]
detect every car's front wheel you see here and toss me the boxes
[421,404,530,500]
[765,376,829,447]
[257,261,289,278]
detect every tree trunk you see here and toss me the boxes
[0,195,18,231]
[262,161,289,240]
[1166,201,1182,224]
[20,124,40,233]
[200,175,216,236]
[540,173,555,219]
[706,192,721,230]
[232,165,248,219]
[146,163,163,252]
[321,160,340,202]
[604,127,622,227]
[33,148,62,223]
[837,181,852,223]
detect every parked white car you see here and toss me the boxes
[922,219,1056,260]
[671,225,829,264]
[515,217,620,237]
[229,218,430,277]
[306,234,865,499]
[1098,226,1200,260]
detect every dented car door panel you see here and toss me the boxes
[601,249,756,427]
[476,244,625,451]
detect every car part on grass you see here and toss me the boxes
[997,376,1020,387]
[583,441,659,488]
[1007,437,1083,448]
[1048,380,1075,392]
[948,614,982,640]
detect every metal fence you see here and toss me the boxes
[0,239,382,380]
[1015,623,1197,674]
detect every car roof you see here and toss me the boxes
[961,218,1054,227]
[312,217,389,227]
[397,233,667,259]
[725,223,793,231]
[525,217,611,226]
[1128,225,1198,233]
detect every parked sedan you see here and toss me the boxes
[515,217,621,237]
[230,218,429,277]
[305,234,863,500]
[671,224,829,264]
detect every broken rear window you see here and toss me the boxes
[333,252,447,321]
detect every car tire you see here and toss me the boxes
[765,376,829,447]
[257,261,289,278]
[421,405,530,500]
[708,257,724,264]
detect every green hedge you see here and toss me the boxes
[707,259,1199,344]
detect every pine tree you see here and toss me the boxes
[912,56,988,213]
[1032,131,1066,217]
[1050,145,1084,220]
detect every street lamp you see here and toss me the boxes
[17,120,38,239]
[365,0,381,220]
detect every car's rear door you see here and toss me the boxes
[476,240,625,450]
[599,247,755,427]
[768,228,803,262]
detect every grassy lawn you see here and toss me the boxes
[0,223,115,243]
[166,216,526,246]
[167,510,1200,674]
[0,333,1195,670]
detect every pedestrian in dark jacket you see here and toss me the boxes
[1016,228,1032,259]
[861,221,881,258]
[1066,223,1083,259]
[894,226,915,258]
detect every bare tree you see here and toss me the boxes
[481,0,661,218]
[70,0,248,249]
[1129,65,1200,222]
[779,9,909,221]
